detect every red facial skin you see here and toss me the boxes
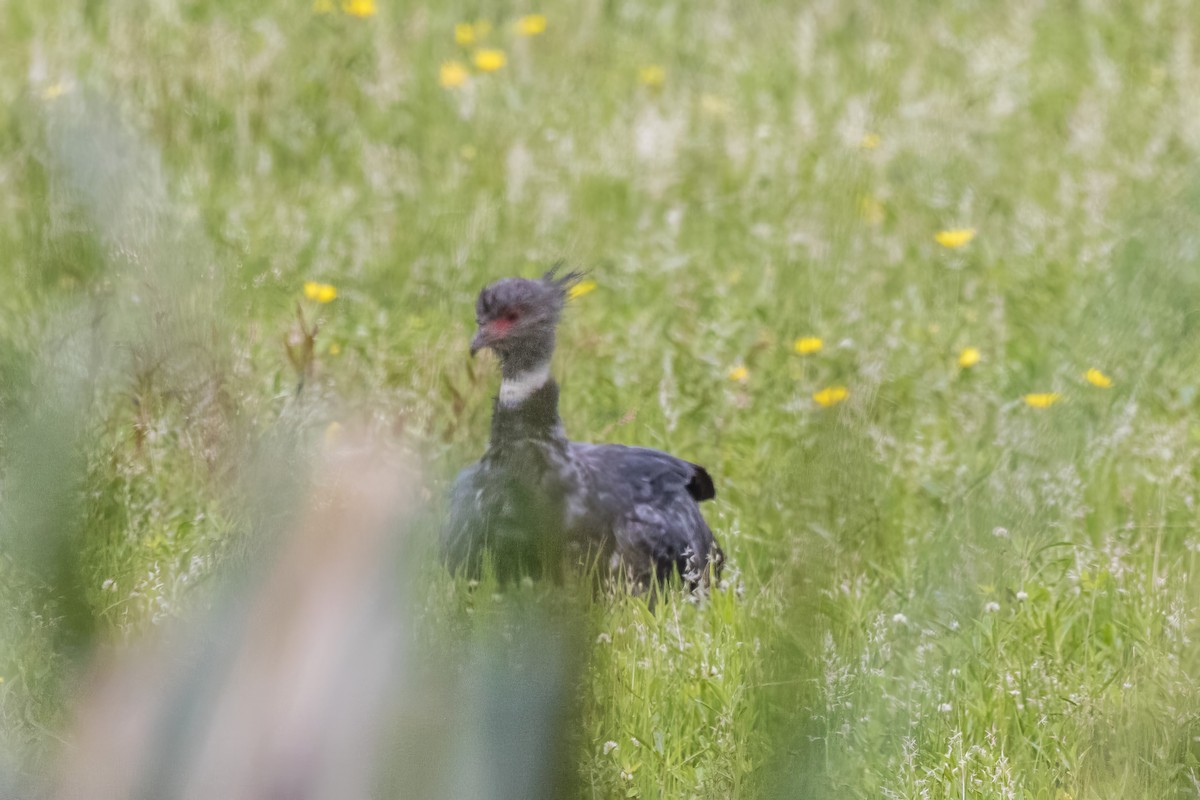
[471,310,522,355]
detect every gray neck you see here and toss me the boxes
[488,375,565,449]
[499,332,555,380]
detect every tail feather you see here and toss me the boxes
[686,464,716,502]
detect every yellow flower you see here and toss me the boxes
[328,342,342,356]
[958,347,981,368]
[728,365,749,383]
[935,228,977,249]
[793,336,823,355]
[1085,368,1113,388]
[304,281,338,303]
[638,65,666,89]
[516,14,547,36]
[860,132,881,150]
[456,20,492,45]
[568,279,597,300]
[1023,392,1061,408]
[813,386,849,407]
[440,61,469,88]
[857,195,884,225]
[473,48,507,72]
[341,0,376,17]
[455,22,477,45]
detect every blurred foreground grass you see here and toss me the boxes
[4,1,1200,797]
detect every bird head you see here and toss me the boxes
[470,267,583,373]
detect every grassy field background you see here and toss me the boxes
[4,0,1200,797]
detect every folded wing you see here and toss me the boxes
[570,443,722,588]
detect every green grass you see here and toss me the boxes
[4,0,1200,797]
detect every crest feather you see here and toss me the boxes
[542,262,586,298]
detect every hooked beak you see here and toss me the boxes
[469,328,490,357]
[470,318,515,357]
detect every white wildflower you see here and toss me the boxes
[938,703,953,713]
[603,740,619,755]
[984,601,1001,613]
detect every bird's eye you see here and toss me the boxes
[503,310,520,323]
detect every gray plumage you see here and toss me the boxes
[442,269,723,591]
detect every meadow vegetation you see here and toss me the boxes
[3,1,1200,797]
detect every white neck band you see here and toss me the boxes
[499,362,552,407]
